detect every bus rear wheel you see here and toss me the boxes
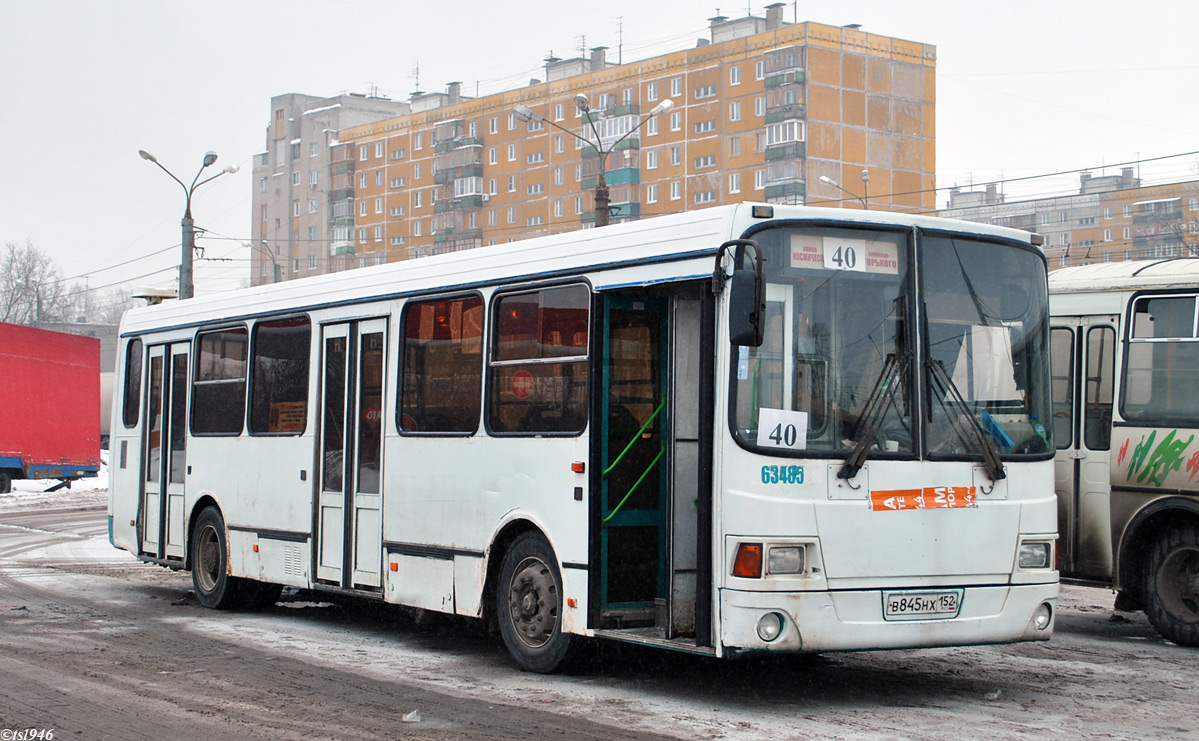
[496,532,575,673]
[190,506,244,610]
[1144,524,1199,647]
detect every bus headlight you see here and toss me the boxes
[768,546,805,575]
[757,612,785,642]
[1019,541,1052,569]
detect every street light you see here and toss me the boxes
[515,96,673,227]
[819,175,866,209]
[138,149,239,299]
[860,168,870,208]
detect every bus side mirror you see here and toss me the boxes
[717,239,766,347]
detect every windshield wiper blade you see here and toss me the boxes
[838,352,909,481]
[926,358,1006,482]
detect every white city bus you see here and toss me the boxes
[109,204,1058,672]
[1050,258,1199,646]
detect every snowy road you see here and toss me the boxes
[0,488,1196,740]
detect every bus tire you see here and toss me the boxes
[1143,524,1199,647]
[496,531,575,673]
[190,506,244,610]
[0,470,10,494]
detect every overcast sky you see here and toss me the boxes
[2,1,1196,298]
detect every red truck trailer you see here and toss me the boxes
[0,322,101,493]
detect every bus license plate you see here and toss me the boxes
[883,590,963,621]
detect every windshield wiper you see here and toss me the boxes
[926,358,1006,482]
[838,351,909,481]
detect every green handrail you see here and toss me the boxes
[602,395,666,478]
[602,443,665,525]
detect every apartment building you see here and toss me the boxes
[258,6,937,279]
[250,93,410,286]
[939,169,1199,269]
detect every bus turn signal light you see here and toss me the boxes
[733,543,763,578]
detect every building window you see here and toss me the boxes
[1124,205,1133,217]
[527,183,545,196]
[259,177,268,193]
[508,113,517,131]
[766,120,805,144]
[553,167,564,185]
[670,181,681,200]
[671,77,682,97]
[414,163,422,180]
[489,117,498,134]
[374,198,382,214]
[390,178,403,188]
[729,101,741,122]
[730,66,741,86]
[647,82,658,101]
[526,215,544,227]
[359,228,367,243]
[1103,206,1113,219]
[729,136,741,157]
[729,172,741,194]
[755,170,766,190]
[646,117,658,136]
[293,200,300,216]
[575,196,585,215]
[309,199,319,214]
[1104,229,1112,241]
[390,206,404,217]
[508,144,517,161]
[554,199,563,218]
[1059,211,1068,223]
[488,178,497,195]
[555,103,564,121]
[374,226,383,242]
[359,145,368,161]
[391,148,405,160]
[646,150,658,170]
[646,184,658,204]
[526,152,545,165]
[359,200,367,216]
[507,207,516,224]
[755,96,766,117]
[755,60,766,80]
[694,155,716,169]
[489,148,498,165]
[1124,227,1132,239]
[694,120,715,135]
[1190,197,1199,211]
[415,133,423,150]
[508,175,516,192]
[291,172,300,186]
[488,210,497,227]
[694,85,717,100]
[375,142,384,158]
[694,191,715,205]
[670,146,681,166]
[413,221,422,237]
[670,112,682,131]
[414,191,422,208]
[375,171,383,187]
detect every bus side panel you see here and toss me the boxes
[108,337,144,555]
[384,435,591,622]
[187,435,316,583]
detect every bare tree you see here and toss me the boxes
[91,288,140,326]
[0,240,82,325]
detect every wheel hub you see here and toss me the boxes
[508,557,558,648]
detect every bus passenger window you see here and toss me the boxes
[193,327,248,435]
[488,285,589,435]
[122,338,143,428]
[249,317,311,434]
[399,295,483,433]
[1124,295,1199,422]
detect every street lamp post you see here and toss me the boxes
[515,96,673,227]
[819,175,866,209]
[138,149,239,299]
[860,168,870,208]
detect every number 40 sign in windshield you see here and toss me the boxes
[756,408,809,450]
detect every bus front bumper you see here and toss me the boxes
[719,582,1058,655]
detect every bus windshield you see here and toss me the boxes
[730,224,1051,459]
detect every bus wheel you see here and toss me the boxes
[1144,524,1199,647]
[0,471,10,494]
[496,532,575,673]
[190,507,243,610]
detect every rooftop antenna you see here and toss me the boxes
[576,34,587,56]
[410,62,422,96]
[616,16,623,64]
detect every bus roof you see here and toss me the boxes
[120,203,1040,336]
[1049,258,1199,294]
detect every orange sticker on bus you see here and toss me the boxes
[869,486,977,511]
